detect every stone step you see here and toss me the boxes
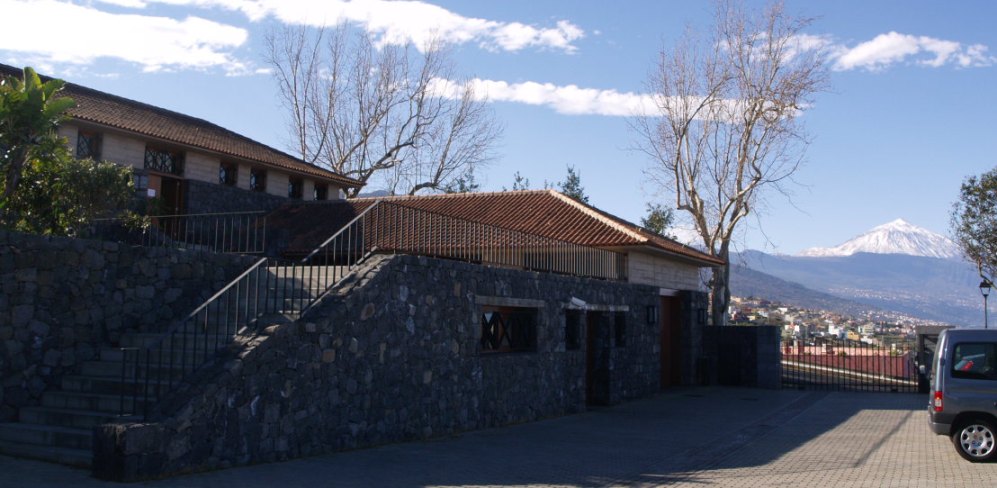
[61,375,174,396]
[120,332,238,349]
[18,406,125,430]
[100,345,228,365]
[80,359,188,378]
[0,422,92,450]
[0,440,91,468]
[42,391,152,414]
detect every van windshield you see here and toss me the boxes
[951,342,997,381]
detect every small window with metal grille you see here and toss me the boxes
[288,176,303,199]
[219,162,237,186]
[250,168,267,192]
[76,130,102,160]
[144,146,184,175]
[480,306,538,354]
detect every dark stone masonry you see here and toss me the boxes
[0,230,254,422]
[184,180,289,215]
[94,254,663,481]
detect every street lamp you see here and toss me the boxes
[980,280,992,329]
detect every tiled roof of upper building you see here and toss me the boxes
[0,64,363,188]
[268,189,724,266]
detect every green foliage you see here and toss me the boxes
[0,66,135,236]
[10,154,136,236]
[503,171,531,191]
[557,165,588,203]
[0,67,75,220]
[442,168,480,194]
[641,202,674,237]
[951,168,997,278]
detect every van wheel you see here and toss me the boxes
[952,418,997,462]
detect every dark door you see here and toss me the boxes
[159,176,184,215]
[586,312,610,405]
[660,296,682,388]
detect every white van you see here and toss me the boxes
[928,328,997,462]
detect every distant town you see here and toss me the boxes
[730,296,951,345]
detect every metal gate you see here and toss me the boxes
[781,337,917,392]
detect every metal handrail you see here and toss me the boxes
[116,209,380,418]
[301,202,381,262]
[86,211,267,254]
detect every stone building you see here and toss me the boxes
[0,63,363,215]
[0,66,728,480]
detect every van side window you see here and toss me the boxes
[951,342,997,381]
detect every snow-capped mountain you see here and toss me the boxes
[799,218,961,259]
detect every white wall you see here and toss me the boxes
[627,251,703,291]
[62,122,347,201]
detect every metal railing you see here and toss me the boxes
[116,200,628,418]
[781,338,917,392]
[357,201,628,281]
[85,211,266,254]
[116,206,377,417]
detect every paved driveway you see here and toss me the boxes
[1,387,993,487]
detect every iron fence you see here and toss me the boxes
[781,338,917,392]
[84,211,266,254]
[358,201,628,281]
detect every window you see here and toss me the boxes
[565,310,582,351]
[614,312,627,347]
[288,176,303,199]
[219,162,237,186]
[314,183,329,201]
[250,168,267,192]
[480,306,537,353]
[951,342,997,381]
[76,131,102,160]
[134,173,149,192]
[144,147,184,175]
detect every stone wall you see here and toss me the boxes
[184,180,288,215]
[0,230,254,421]
[94,254,662,481]
[702,325,781,389]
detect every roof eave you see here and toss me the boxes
[610,244,725,268]
[63,117,364,188]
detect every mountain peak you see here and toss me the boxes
[873,218,915,231]
[800,219,960,259]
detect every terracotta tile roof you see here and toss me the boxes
[0,63,362,188]
[268,190,723,266]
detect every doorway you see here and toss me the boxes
[585,311,611,405]
[660,296,683,388]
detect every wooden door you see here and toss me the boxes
[660,296,682,388]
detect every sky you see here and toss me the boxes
[2,0,995,255]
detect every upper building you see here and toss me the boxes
[267,189,724,291]
[0,64,363,215]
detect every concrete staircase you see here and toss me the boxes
[0,264,348,468]
[0,348,144,467]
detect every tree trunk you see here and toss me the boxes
[710,247,731,326]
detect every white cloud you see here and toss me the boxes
[430,77,651,117]
[0,0,249,74]
[145,0,585,53]
[832,31,993,71]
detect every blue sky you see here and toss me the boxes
[2,0,995,255]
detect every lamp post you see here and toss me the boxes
[981,280,992,329]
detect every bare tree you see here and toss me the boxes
[265,25,501,197]
[633,1,828,325]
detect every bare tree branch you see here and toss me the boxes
[265,25,502,197]
[632,0,829,325]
